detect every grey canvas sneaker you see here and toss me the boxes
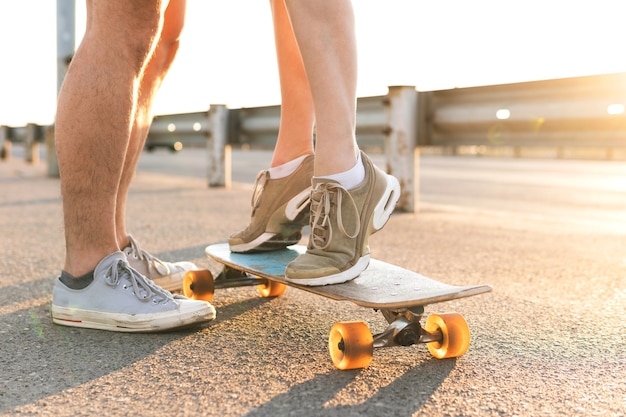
[123,234,194,292]
[51,251,216,332]
[285,151,400,286]
[229,154,314,253]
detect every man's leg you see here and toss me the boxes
[56,0,165,277]
[115,0,186,247]
[53,0,215,331]
[109,0,196,291]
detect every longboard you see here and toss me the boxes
[183,243,492,370]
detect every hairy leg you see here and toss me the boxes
[56,0,166,276]
[115,0,187,248]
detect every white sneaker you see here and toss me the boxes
[123,234,196,292]
[51,252,216,332]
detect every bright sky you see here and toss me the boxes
[1,0,626,126]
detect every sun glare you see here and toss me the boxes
[496,109,511,120]
[607,104,625,115]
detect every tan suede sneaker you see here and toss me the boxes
[285,151,400,286]
[229,155,314,253]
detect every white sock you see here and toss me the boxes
[268,155,309,179]
[316,152,365,190]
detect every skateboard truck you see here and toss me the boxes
[328,310,470,370]
[374,307,442,349]
[214,266,266,289]
[184,266,290,302]
[214,267,288,298]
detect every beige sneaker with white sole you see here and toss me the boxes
[285,151,400,286]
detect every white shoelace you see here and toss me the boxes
[250,170,270,216]
[309,183,360,250]
[104,258,171,303]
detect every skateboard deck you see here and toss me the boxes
[185,242,492,370]
[204,242,491,309]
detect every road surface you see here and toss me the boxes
[0,149,624,416]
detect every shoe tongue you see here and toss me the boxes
[94,251,127,276]
[311,177,341,189]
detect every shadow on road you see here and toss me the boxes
[0,299,189,412]
[244,356,456,416]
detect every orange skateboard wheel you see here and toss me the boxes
[424,313,470,359]
[256,280,287,298]
[183,270,215,302]
[328,321,374,370]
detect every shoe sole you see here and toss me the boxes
[51,304,216,332]
[372,173,401,232]
[230,231,303,253]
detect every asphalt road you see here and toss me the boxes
[1,149,625,416]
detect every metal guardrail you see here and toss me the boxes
[420,72,626,148]
[143,72,626,211]
[3,72,625,212]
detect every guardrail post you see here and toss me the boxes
[0,126,10,160]
[207,104,231,187]
[384,86,418,212]
[25,123,41,164]
[46,125,59,174]
[51,0,75,177]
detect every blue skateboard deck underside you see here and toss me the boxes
[206,243,492,309]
